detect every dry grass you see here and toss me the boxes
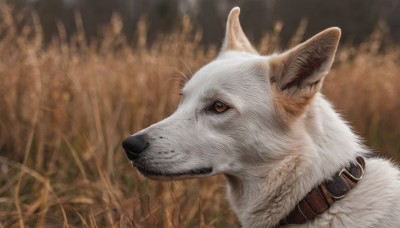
[1,6,399,227]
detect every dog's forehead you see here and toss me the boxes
[183,52,268,95]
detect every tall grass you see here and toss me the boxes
[1,5,399,227]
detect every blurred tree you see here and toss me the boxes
[273,0,381,46]
[240,0,272,44]
[34,0,67,43]
[146,0,180,44]
[3,0,400,47]
[381,0,400,42]
[196,0,225,46]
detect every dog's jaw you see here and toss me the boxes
[132,162,213,180]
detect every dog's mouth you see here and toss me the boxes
[132,163,213,180]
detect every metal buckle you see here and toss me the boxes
[329,192,346,200]
[327,160,365,200]
[338,159,365,182]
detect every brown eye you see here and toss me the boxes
[212,101,229,113]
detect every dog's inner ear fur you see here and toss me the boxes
[269,27,341,118]
[221,7,257,54]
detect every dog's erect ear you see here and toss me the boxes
[269,27,341,118]
[221,7,257,54]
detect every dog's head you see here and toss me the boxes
[122,7,341,180]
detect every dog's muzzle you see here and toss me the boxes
[122,134,149,160]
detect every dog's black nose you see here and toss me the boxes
[122,134,149,160]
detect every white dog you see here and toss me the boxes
[123,7,400,227]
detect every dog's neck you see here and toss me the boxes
[225,94,364,227]
[225,154,303,227]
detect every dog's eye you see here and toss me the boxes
[211,101,229,114]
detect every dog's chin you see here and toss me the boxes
[133,163,213,181]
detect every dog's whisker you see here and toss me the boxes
[179,58,193,77]
[165,66,190,82]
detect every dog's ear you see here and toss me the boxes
[221,7,257,54]
[269,27,341,118]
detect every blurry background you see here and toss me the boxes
[4,0,400,47]
[0,0,399,227]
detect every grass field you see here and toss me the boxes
[0,10,400,227]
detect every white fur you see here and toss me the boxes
[127,7,400,228]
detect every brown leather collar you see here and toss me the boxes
[280,156,366,225]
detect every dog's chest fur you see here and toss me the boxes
[225,96,400,227]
